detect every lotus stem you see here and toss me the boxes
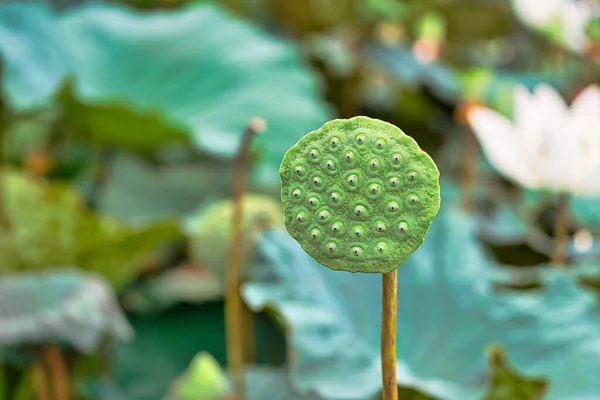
[552,193,570,266]
[40,345,70,400]
[225,117,265,400]
[381,270,398,400]
[457,101,479,212]
[32,360,49,400]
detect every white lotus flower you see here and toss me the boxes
[467,83,600,196]
[511,0,598,52]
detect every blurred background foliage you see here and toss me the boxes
[0,0,600,399]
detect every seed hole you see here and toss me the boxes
[407,171,417,182]
[348,174,358,186]
[354,205,367,216]
[392,154,402,165]
[310,149,319,159]
[377,242,388,253]
[376,139,385,149]
[387,201,399,212]
[345,151,355,163]
[311,228,321,239]
[398,221,408,233]
[326,241,338,253]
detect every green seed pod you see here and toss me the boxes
[279,116,440,273]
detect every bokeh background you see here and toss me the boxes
[1,0,600,399]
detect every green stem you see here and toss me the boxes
[225,118,265,400]
[381,270,398,400]
[552,193,570,266]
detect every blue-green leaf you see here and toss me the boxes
[0,2,330,185]
[0,270,132,353]
[243,204,600,400]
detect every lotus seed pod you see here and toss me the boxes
[186,194,283,280]
[279,116,441,274]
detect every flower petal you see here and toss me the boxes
[511,0,562,27]
[532,84,567,117]
[467,107,539,188]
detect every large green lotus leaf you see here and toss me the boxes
[243,203,600,400]
[0,3,68,111]
[0,2,330,184]
[0,270,132,353]
[0,169,182,289]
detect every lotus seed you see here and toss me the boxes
[326,241,338,253]
[368,183,381,195]
[332,221,344,233]
[353,225,365,237]
[398,221,408,233]
[348,174,358,186]
[280,116,441,274]
[351,246,363,256]
[354,205,367,216]
[295,165,306,176]
[296,212,306,222]
[311,228,322,239]
[318,209,331,221]
[376,242,388,253]
[345,151,355,163]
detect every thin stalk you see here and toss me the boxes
[0,63,10,230]
[381,270,398,400]
[552,193,570,266]
[459,126,479,212]
[40,345,70,400]
[225,118,265,400]
[32,360,49,400]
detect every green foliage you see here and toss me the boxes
[279,116,440,273]
[0,169,182,289]
[167,352,230,400]
[244,202,600,399]
[0,270,132,353]
[0,2,330,186]
[186,194,283,279]
[483,346,547,400]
